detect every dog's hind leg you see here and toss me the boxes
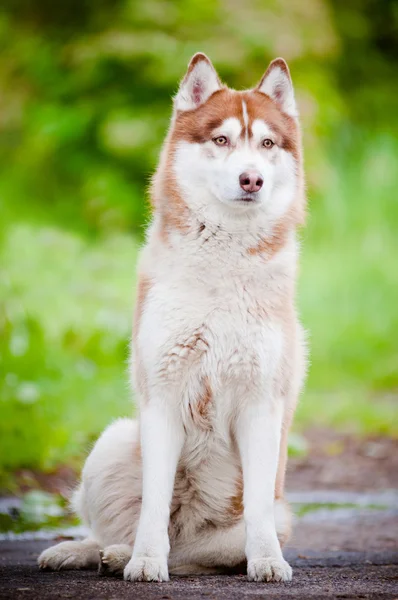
[169,521,246,575]
[38,538,100,571]
[99,544,133,576]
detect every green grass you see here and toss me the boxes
[294,502,388,517]
[296,134,398,434]
[1,135,397,484]
[0,225,138,476]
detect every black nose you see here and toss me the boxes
[239,171,263,193]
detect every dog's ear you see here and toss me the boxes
[174,53,222,112]
[256,58,298,117]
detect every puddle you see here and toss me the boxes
[287,490,398,522]
[0,491,81,540]
[287,490,398,508]
[1,489,397,541]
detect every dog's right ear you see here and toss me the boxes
[256,58,298,117]
[174,53,222,112]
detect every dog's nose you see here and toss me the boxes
[239,170,263,193]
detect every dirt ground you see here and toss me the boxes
[287,429,398,492]
[1,430,397,599]
[9,429,398,496]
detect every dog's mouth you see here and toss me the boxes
[236,194,259,204]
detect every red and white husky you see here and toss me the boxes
[39,53,307,583]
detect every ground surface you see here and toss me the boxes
[1,432,397,599]
[1,536,397,599]
[287,430,398,492]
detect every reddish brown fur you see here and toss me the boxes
[190,376,213,430]
[228,470,291,545]
[134,275,152,336]
[229,473,244,518]
[152,84,305,252]
[172,89,299,156]
[275,308,302,503]
[176,330,209,353]
[133,275,152,404]
[151,138,192,243]
[275,419,292,501]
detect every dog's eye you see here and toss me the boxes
[213,136,228,146]
[262,139,274,148]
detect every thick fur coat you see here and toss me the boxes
[38,53,307,584]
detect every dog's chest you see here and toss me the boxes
[147,271,283,382]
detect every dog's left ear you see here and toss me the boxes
[175,53,222,112]
[256,58,298,117]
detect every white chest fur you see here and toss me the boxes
[134,218,298,432]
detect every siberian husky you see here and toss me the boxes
[39,53,307,583]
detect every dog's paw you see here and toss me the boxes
[99,545,132,576]
[247,557,292,583]
[124,556,169,582]
[38,541,98,571]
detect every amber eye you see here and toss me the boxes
[262,139,274,148]
[213,135,228,146]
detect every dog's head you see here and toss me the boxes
[153,53,304,233]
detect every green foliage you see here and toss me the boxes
[0,0,397,478]
[0,226,137,471]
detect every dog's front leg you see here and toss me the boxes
[124,400,184,582]
[236,398,292,583]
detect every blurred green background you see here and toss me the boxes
[1,0,397,484]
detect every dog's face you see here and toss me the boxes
[167,53,301,225]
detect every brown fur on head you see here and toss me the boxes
[151,53,305,246]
